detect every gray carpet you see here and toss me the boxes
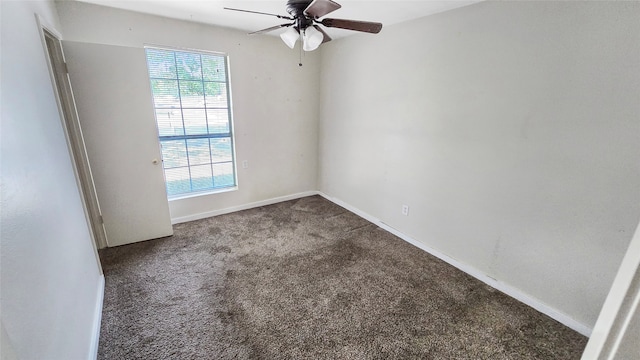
[98,195,587,359]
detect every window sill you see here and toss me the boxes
[168,186,238,201]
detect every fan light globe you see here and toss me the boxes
[280,27,299,49]
[302,26,324,52]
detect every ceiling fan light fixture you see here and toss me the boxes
[302,26,324,51]
[280,26,299,49]
[226,0,383,57]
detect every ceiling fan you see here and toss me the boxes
[224,0,383,52]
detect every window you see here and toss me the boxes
[145,47,236,197]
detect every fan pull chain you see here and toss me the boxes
[299,32,303,67]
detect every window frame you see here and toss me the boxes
[144,44,238,200]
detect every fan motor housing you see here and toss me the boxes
[286,0,314,29]
[286,0,312,17]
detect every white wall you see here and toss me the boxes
[318,1,640,331]
[55,1,321,223]
[0,1,103,359]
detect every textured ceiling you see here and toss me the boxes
[72,0,482,39]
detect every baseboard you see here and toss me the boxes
[171,191,319,224]
[317,192,593,337]
[89,275,105,360]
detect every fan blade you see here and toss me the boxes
[320,18,382,34]
[223,7,293,20]
[304,0,341,18]
[313,25,332,43]
[249,23,294,35]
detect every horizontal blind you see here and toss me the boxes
[146,47,235,196]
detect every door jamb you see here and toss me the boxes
[36,15,107,270]
[582,220,640,359]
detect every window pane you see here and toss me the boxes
[161,140,188,168]
[175,52,202,80]
[206,109,229,134]
[164,167,191,195]
[155,109,184,136]
[146,49,176,79]
[179,81,205,108]
[202,55,226,82]
[190,165,213,190]
[213,162,234,187]
[151,79,180,108]
[147,47,236,197]
[205,82,228,108]
[182,109,207,135]
[187,139,211,165]
[211,138,232,163]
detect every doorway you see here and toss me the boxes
[40,23,108,251]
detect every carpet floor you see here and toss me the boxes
[98,195,587,359]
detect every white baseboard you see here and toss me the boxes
[89,275,105,360]
[317,192,593,337]
[170,191,319,224]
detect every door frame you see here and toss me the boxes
[582,220,640,359]
[36,15,108,260]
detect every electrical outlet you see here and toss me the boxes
[402,205,409,216]
[242,160,249,169]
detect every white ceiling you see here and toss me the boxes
[72,0,482,39]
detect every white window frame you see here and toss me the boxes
[144,45,238,199]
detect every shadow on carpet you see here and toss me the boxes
[98,196,587,359]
